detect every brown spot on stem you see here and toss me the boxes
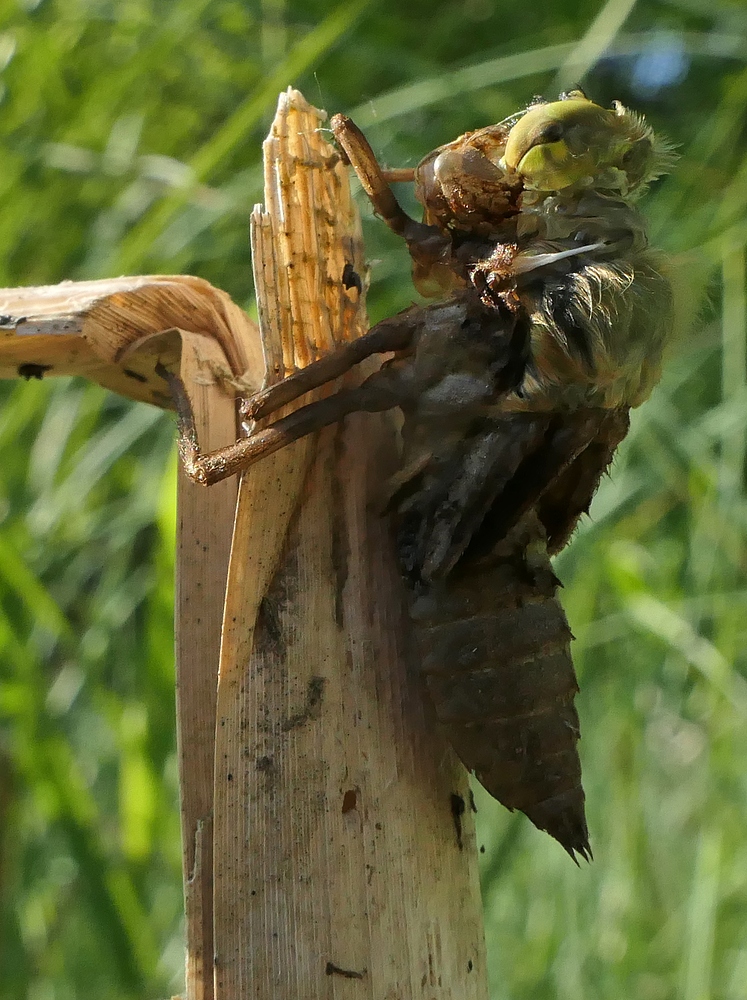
[325,962,365,979]
[450,793,466,850]
[18,363,52,380]
[282,676,325,731]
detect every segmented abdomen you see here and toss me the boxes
[409,511,590,861]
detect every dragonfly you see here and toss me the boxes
[163,90,674,861]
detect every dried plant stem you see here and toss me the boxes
[0,276,262,1000]
[210,89,487,1000]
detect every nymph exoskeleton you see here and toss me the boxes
[166,92,674,861]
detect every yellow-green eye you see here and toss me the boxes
[502,98,624,191]
[500,94,669,194]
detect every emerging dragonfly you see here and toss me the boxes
[165,91,674,861]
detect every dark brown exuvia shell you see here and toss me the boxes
[391,398,630,861]
[409,511,589,860]
[414,123,523,236]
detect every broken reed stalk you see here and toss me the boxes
[207,88,488,1000]
[0,87,489,1000]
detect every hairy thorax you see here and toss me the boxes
[405,178,673,416]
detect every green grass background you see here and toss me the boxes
[0,0,746,997]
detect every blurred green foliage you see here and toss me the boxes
[0,0,746,997]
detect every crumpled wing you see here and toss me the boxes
[538,408,630,554]
[392,406,628,583]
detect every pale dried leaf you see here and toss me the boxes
[0,274,263,405]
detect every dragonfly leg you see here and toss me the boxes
[245,312,418,421]
[331,114,453,290]
[330,114,440,246]
[161,315,417,486]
